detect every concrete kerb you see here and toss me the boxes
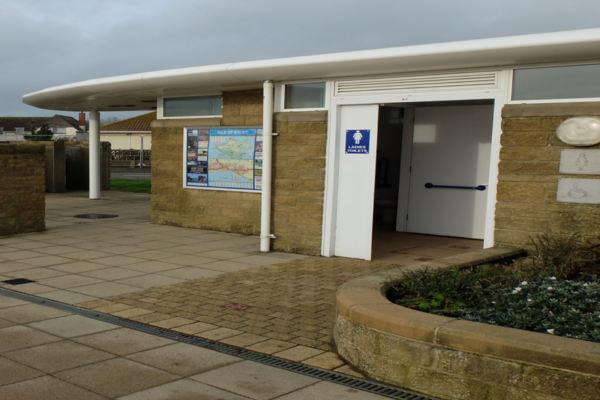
[334,247,600,400]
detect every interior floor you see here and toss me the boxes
[371,222,483,263]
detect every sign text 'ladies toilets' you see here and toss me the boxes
[345,129,370,154]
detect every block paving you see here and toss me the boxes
[1,190,482,376]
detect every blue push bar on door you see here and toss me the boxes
[424,183,487,191]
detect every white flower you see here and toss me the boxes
[491,301,496,304]
[521,281,528,286]
[547,329,555,334]
[550,277,557,280]
[527,299,533,302]
[583,283,589,287]
[547,287,554,291]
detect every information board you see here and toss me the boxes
[185,127,262,191]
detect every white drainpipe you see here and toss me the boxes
[89,110,101,200]
[260,80,275,252]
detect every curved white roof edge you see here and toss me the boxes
[23,27,600,111]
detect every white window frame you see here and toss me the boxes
[276,80,331,112]
[158,93,223,120]
[508,60,600,104]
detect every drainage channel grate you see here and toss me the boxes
[0,287,440,400]
[74,214,119,219]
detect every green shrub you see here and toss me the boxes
[456,279,600,343]
[388,234,600,343]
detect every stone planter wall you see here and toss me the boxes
[334,248,600,400]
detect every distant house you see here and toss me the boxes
[100,112,155,150]
[0,114,86,141]
[47,114,87,139]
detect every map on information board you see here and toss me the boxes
[185,127,262,192]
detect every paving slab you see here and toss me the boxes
[126,342,241,376]
[72,328,175,356]
[0,303,71,324]
[192,360,319,400]
[118,379,253,400]
[3,340,115,373]
[27,315,118,338]
[0,326,62,352]
[54,358,179,398]
[276,381,388,400]
[0,356,45,386]
[0,375,107,400]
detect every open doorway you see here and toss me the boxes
[332,101,493,260]
[371,101,493,261]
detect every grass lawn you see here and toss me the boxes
[110,179,151,193]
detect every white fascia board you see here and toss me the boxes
[23,28,600,111]
[100,131,152,133]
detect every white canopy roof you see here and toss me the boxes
[23,28,600,112]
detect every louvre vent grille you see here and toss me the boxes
[336,71,498,95]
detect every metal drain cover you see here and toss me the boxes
[74,214,118,219]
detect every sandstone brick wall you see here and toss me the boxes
[495,102,600,247]
[272,112,327,255]
[0,144,45,235]
[151,89,328,255]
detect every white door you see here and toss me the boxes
[406,105,493,239]
[334,105,379,260]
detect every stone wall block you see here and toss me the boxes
[220,116,246,126]
[292,158,326,169]
[494,230,538,247]
[496,182,545,203]
[275,134,309,145]
[291,122,328,134]
[239,104,263,116]
[498,161,557,175]
[408,366,491,400]
[501,117,566,132]
[522,365,600,400]
[299,145,327,157]
[497,174,536,183]
[499,147,538,161]
[221,106,240,117]
[500,132,550,147]
[245,116,263,125]
[376,334,435,367]
[536,147,562,161]
[435,349,523,386]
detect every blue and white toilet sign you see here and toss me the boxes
[345,129,370,154]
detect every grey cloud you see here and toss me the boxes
[2,0,599,119]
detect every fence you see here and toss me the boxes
[0,134,55,142]
[111,149,152,167]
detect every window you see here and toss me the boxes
[284,82,326,109]
[512,64,600,101]
[163,95,222,117]
[53,127,66,134]
[15,127,24,134]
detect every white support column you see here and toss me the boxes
[89,110,101,200]
[260,81,274,252]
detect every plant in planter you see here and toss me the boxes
[388,234,600,343]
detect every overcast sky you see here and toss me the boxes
[2,0,600,120]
